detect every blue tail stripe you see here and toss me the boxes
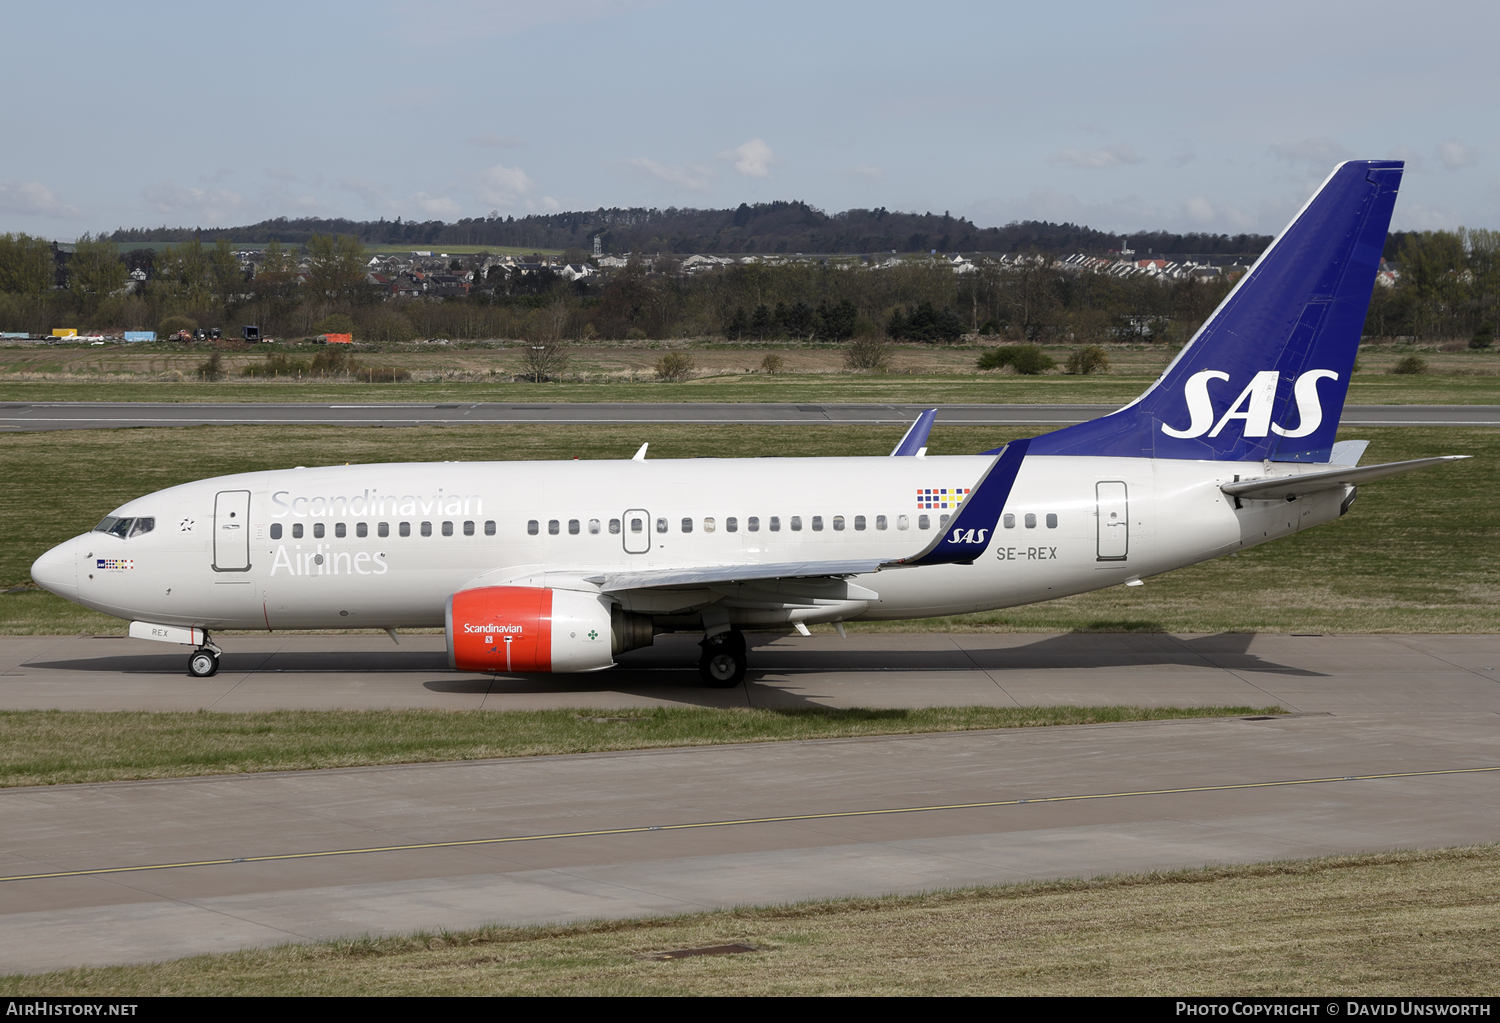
[1025,160,1402,463]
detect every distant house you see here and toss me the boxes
[560,263,595,281]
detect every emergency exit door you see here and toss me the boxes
[622,508,651,554]
[1096,481,1128,561]
[213,490,252,571]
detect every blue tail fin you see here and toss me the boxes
[1027,160,1402,462]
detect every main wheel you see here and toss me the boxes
[698,630,747,688]
[188,649,220,678]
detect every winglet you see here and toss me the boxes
[632,443,648,461]
[891,439,1030,567]
[891,409,937,456]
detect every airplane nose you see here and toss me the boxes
[31,536,80,601]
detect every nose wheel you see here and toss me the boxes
[699,629,747,688]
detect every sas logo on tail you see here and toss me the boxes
[948,528,989,545]
[1163,369,1337,440]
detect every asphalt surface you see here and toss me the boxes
[1,631,1498,973]
[1,401,1497,431]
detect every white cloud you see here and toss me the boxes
[623,157,712,193]
[1437,140,1477,171]
[141,181,242,224]
[338,176,392,211]
[1050,143,1141,170]
[0,180,80,219]
[476,163,536,207]
[468,133,525,149]
[719,138,777,178]
[851,164,885,181]
[1181,195,1256,230]
[414,193,463,218]
[1268,137,1352,167]
[1388,145,1428,173]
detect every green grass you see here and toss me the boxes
[1,422,1492,635]
[6,845,1495,995]
[0,705,1279,788]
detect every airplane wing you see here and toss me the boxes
[1221,456,1467,501]
[583,559,887,592]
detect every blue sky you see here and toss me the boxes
[3,0,1496,240]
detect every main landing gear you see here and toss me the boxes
[699,628,748,688]
[187,634,223,678]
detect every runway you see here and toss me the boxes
[1,631,1498,973]
[1,401,1497,431]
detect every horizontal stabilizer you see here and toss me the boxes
[1221,456,1467,501]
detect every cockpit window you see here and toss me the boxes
[95,517,132,538]
[128,517,155,537]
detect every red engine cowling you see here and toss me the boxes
[446,586,617,673]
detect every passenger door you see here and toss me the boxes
[1096,481,1128,561]
[213,490,252,571]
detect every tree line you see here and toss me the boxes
[101,202,1272,259]
[0,228,1493,349]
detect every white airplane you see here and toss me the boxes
[31,160,1463,686]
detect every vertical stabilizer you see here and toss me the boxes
[1026,160,1402,462]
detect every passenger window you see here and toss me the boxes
[790,516,802,531]
[421,521,433,537]
[527,520,539,535]
[293,523,304,539]
[378,522,389,538]
[853,515,865,531]
[656,518,667,533]
[726,517,738,533]
[834,516,846,531]
[811,516,823,531]
[568,519,580,535]
[485,520,496,535]
[918,515,930,530]
[357,522,368,538]
[270,523,283,540]
[589,519,601,534]
[1003,513,1015,529]
[769,516,780,531]
[940,514,950,529]
[748,516,760,532]
[548,520,560,535]
[335,523,346,538]
[399,522,411,537]
[609,518,621,534]
[897,515,909,530]
[1025,513,1037,529]
[681,518,693,533]
[876,515,887,530]
[442,521,454,536]
[463,520,474,536]
[1046,513,1058,528]
[313,522,325,539]
[703,517,715,533]
[128,518,155,537]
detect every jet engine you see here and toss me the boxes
[445,586,654,673]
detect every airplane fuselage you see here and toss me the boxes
[37,454,1347,633]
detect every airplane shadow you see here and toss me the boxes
[19,630,1324,699]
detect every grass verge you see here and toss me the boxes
[0,705,1279,788]
[5,845,1494,995]
[2,423,1493,634]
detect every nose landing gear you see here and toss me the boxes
[187,634,223,678]
[699,628,747,688]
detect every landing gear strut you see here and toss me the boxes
[187,633,222,678]
[699,628,747,688]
